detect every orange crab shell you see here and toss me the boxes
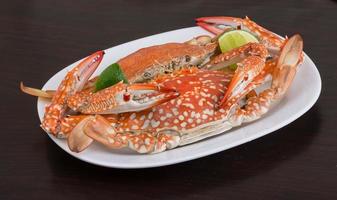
[113,68,233,133]
[117,43,217,83]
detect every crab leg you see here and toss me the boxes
[80,115,181,153]
[41,50,104,137]
[67,82,179,114]
[20,82,55,98]
[222,34,303,125]
[205,42,269,71]
[20,76,98,99]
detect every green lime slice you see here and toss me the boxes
[218,30,259,70]
[94,63,128,92]
[218,30,259,53]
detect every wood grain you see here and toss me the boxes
[1,0,337,199]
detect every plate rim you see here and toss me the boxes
[37,26,322,169]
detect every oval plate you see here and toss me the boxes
[37,27,321,168]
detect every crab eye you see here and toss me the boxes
[123,90,131,102]
[123,93,130,102]
[243,75,249,81]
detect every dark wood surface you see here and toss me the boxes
[1,0,336,199]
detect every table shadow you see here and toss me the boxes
[45,106,321,199]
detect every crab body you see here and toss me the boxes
[114,68,232,134]
[118,42,217,83]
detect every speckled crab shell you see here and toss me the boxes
[111,67,233,134]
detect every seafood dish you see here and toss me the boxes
[21,16,304,154]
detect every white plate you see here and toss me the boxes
[37,27,321,168]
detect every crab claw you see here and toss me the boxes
[196,21,225,35]
[196,16,285,54]
[271,34,303,99]
[196,16,245,35]
[67,82,179,114]
[41,50,105,135]
[67,116,95,152]
[220,56,266,107]
[220,34,303,109]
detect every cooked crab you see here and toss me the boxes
[69,35,302,153]
[20,17,304,154]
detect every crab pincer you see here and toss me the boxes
[196,16,285,54]
[221,34,303,125]
[41,51,105,137]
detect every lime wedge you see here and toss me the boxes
[95,63,128,92]
[218,30,259,70]
[218,30,259,53]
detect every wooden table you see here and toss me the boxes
[1,0,336,199]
